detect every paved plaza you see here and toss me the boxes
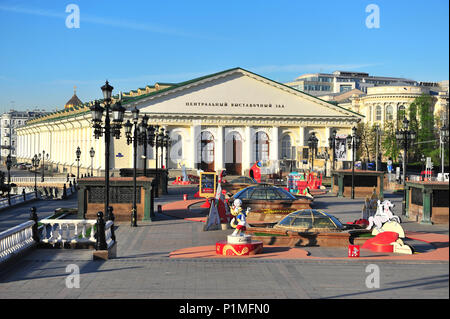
[0,185,448,299]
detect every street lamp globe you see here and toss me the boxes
[101,80,114,101]
[131,107,140,123]
[112,101,126,123]
[90,100,104,123]
[124,120,133,141]
[142,114,149,126]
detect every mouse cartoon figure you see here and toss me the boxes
[230,199,251,236]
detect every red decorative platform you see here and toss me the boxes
[216,240,263,256]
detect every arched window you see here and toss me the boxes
[386,105,394,121]
[170,132,183,164]
[397,105,406,120]
[254,131,269,162]
[281,135,292,159]
[376,105,382,121]
[197,131,215,171]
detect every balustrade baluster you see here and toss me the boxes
[81,223,86,239]
[73,223,79,242]
[42,224,47,240]
[89,223,95,241]
[57,224,62,240]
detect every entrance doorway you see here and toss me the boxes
[225,131,242,175]
[198,131,215,172]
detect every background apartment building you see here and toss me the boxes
[1,109,50,163]
[285,70,418,96]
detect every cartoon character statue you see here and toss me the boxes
[230,199,251,236]
[366,200,401,231]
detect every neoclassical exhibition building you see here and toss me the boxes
[15,68,364,176]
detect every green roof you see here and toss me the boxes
[28,67,363,125]
[120,67,363,118]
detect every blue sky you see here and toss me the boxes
[0,0,448,112]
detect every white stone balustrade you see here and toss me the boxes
[0,220,35,263]
[10,177,77,184]
[39,218,115,248]
[40,219,97,245]
[1,217,115,265]
[0,193,38,210]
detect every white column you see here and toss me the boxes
[189,122,201,170]
[299,126,305,146]
[215,126,224,171]
[270,126,279,161]
[243,126,252,172]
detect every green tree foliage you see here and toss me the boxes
[382,121,399,161]
[414,94,436,158]
[407,100,420,161]
[357,122,372,161]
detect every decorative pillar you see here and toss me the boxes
[299,126,305,146]
[421,188,433,225]
[216,126,224,171]
[243,126,252,172]
[189,122,201,170]
[270,126,279,162]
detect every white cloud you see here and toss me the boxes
[0,4,213,39]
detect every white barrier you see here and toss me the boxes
[0,220,35,263]
[39,218,115,248]
[10,177,77,184]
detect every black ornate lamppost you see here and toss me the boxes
[138,114,149,176]
[6,154,12,185]
[156,127,165,169]
[31,154,40,197]
[323,147,329,178]
[6,154,12,205]
[40,151,45,182]
[146,124,156,177]
[374,124,381,171]
[124,107,142,227]
[440,124,449,179]
[163,131,171,170]
[307,132,318,172]
[89,147,95,176]
[420,154,426,177]
[75,146,81,180]
[90,81,126,219]
[346,126,361,200]
[328,129,337,172]
[395,117,416,215]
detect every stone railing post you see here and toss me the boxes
[29,206,40,242]
[96,211,107,250]
[107,206,116,242]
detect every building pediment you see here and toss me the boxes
[124,68,363,120]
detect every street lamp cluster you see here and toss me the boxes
[346,126,361,200]
[439,124,449,179]
[328,129,337,172]
[76,146,81,180]
[395,117,416,215]
[91,81,170,226]
[31,154,40,197]
[307,132,318,171]
[90,81,126,219]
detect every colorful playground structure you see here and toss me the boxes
[284,171,324,196]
